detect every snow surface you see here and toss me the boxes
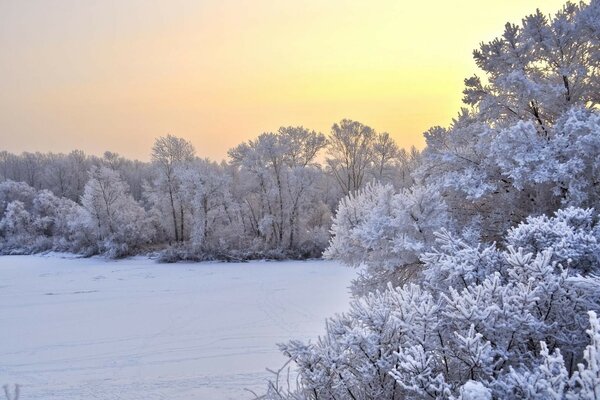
[0,255,355,399]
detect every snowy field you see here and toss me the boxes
[0,255,355,399]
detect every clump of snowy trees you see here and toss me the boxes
[270,208,600,399]
[0,124,415,259]
[266,1,600,398]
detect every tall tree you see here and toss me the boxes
[150,135,195,243]
[326,119,376,195]
[229,126,328,251]
[463,1,600,131]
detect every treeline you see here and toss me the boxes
[0,123,419,259]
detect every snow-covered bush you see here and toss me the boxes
[0,180,37,216]
[506,206,600,274]
[0,201,36,253]
[272,207,600,399]
[494,311,600,399]
[325,182,449,294]
[0,185,89,255]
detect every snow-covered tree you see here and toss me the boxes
[326,119,377,196]
[0,201,34,252]
[81,166,154,257]
[0,180,37,216]
[415,0,600,245]
[0,183,89,254]
[325,0,600,294]
[157,158,246,261]
[228,126,329,256]
[148,134,195,243]
[32,189,91,254]
[371,132,400,182]
[464,1,599,129]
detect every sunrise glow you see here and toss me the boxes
[0,0,567,160]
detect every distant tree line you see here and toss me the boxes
[0,122,419,259]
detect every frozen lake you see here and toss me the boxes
[0,255,355,399]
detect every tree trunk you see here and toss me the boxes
[168,184,179,243]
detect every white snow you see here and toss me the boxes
[0,255,355,399]
[459,380,492,400]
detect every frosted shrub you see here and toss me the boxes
[325,182,449,294]
[506,206,600,273]
[273,208,600,399]
[494,311,600,399]
[0,188,90,255]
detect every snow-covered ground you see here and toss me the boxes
[0,255,355,399]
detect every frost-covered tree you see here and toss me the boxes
[65,150,91,201]
[0,122,405,259]
[32,189,91,254]
[326,121,413,195]
[0,183,89,254]
[228,126,329,256]
[43,153,71,198]
[183,160,231,250]
[0,149,152,203]
[19,152,44,189]
[390,145,421,189]
[158,159,246,261]
[489,106,600,208]
[148,134,195,243]
[463,1,600,129]
[325,0,600,295]
[100,151,151,201]
[0,201,34,251]
[0,180,37,216]
[0,151,19,181]
[326,119,376,196]
[416,0,600,245]
[81,166,154,257]
[371,132,400,182]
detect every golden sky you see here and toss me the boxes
[0,0,567,161]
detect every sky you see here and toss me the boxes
[0,0,567,161]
